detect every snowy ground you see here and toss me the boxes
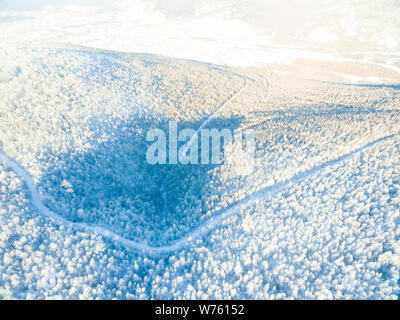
[1,1,400,300]
[1,0,400,72]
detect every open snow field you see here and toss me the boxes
[1,1,400,299]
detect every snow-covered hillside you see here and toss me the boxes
[1,44,400,299]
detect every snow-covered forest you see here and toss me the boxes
[1,1,400,299]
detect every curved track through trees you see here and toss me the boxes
[1,75,397,255]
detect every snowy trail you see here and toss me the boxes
[179,79,250,158]
[0,132,396,255]
[239,133,398,203]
